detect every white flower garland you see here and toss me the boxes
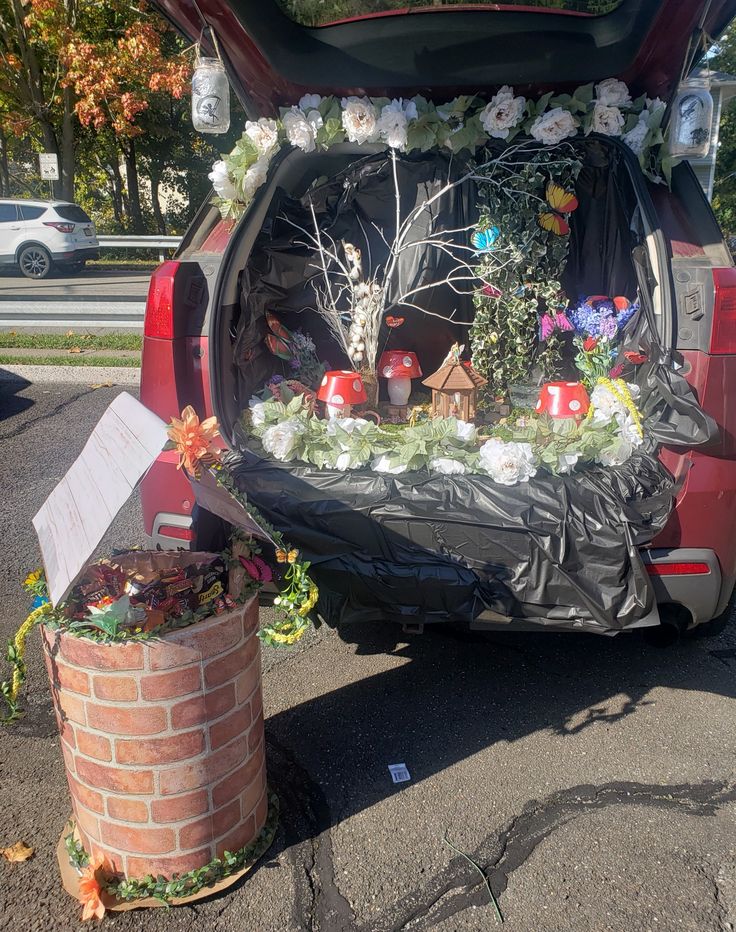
[211,81,669,217]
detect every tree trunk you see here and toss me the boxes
[0,129,9,196]
[149,170,167,235]
[122,139,144,233]
[60,86,76,201]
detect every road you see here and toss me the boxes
[1,376,736,932]
[0,268,150,331]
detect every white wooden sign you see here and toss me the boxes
[33,392,169,606]
[39,152,59,181]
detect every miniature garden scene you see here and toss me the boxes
[1,77,720,922]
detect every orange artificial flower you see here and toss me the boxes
[167,405,221,476]
[276,549,287,563]
[78,855,110,922]
[287,549,299,564]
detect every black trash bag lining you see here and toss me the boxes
[215,141,717,633]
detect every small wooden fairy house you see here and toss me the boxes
[422,344,487,421]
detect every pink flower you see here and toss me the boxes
[483,284,502,298]
[251,556,273,584]
[609,363,625,378]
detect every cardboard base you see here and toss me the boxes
[56,792,279,911]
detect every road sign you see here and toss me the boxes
[39,152,59,181]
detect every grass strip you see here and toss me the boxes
[0,354,140,368]
[0,333,142,350]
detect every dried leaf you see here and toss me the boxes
[65,329,75,337]
[68,347,82,354]
[91,382,113,389]
[2,841,34,862]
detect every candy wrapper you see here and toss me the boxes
[66,552,229,632]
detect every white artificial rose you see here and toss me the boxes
[591,102,625,137]
[558,451,581,474]
[282,106,322,153]
[244,118,279,156]
[595,78,632,108]
[597,437,633,467]
[240,156,270,201]
[529,107,578,146]
[618,414,644,447]
[479,438,537,485]
[341,96,379,144]
[248,399,267,427]
[622,113,650,155]
[334,452,352,471]
[455,420,477,443]
[208,160,238,200]
[326,416,369,436]
[371,454,408,474]
[261,418,305,461]
[377,98,418,150]
[429,456,467,475]
[479,86,526,140]
[299,93,323,112]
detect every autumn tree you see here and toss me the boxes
[0,0,188,220]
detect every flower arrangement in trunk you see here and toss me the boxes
[568,295,639,388]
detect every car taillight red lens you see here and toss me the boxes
[710,267,736,354]
[144,260,181,339]
[157,525,194,541]
[43,221,75,233]
[646,562,711,576]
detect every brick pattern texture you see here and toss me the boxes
[42,597,267,879]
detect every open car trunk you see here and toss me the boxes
[207,138,715,634]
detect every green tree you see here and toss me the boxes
[710,31,736,234]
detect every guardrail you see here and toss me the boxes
[97,235,182,261]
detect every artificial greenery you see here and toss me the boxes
[470,146,582,396]
[64,791,279,905]
[247,392,636,478]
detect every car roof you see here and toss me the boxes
[0,199,78,208]
[153,0,736,113]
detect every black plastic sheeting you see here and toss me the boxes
[213,143,719,634]
[225,438,673,633]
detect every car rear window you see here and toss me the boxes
[0,204,18,222]
[275,0,623,27]
[54,205,92,223]
[18,205,46,220]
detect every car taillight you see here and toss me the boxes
[144,260,181,339]
[157,525,194,541]
[710,267,736,354]
[43,221,75,233]
[646,562,711,576]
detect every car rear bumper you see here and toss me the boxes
[642,548,724,627]
[52,247,100,262]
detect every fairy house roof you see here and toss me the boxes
[422,361,487,392]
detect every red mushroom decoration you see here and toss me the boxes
[317,370,367,419]
[378,351,423,414]
[536,381,590,421]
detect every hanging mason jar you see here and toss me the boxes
[191,57,230,134]
[668,76,713,159]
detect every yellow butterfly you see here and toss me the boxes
[537,182,579,236]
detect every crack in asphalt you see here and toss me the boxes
[266,744,736,932]
[0,386,98,441]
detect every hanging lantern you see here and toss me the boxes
[668,75,713,159]
[191,57,230,134]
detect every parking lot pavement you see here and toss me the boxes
[2,377,736,932]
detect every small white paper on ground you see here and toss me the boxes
[32,392,168,606]
[388,763,411,784]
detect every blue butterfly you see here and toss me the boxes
[471,226,500,254]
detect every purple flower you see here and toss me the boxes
[599,315,618,340]
[269,374,285,385]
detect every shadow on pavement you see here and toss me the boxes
[264,619,736,850]
[0,371,33,422]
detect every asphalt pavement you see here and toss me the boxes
[1,376,736,932]
[0,267,151,299]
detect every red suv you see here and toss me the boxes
[142,0,736,637]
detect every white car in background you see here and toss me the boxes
[0,199,99,279]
